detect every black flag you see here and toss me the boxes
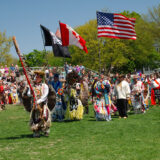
[40,25,71,58]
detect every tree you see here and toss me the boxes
[68,10,159,74]
[24,50,46,67]
[68,20,100,70]
[116,11,159,73]
[145,4,160,69]
[0,31,13,65]
[147,4,160,39]
[45,51,65,67]
[24,50,65,67]
[22,7,160,73]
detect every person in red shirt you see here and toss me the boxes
[0,80,4,93]
[0,80,5,110]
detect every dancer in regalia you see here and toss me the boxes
[131,75,145,114]
[94,74,112,121]
[12,36,54,138]
[150,74,160,105]
[142,81,149,110]
[65,71,84,120]
[79,76,89,114]
[51,74,67,121]
[29,71,52,137]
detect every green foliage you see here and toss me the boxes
[18,5,160,73]
[145,4,160,69]
[0,105,160,160]
[0,31,15,66]
[24,50,65,67]
[68,20,100,70]
[45,51,65,66]
[67,10,160,74]
[24,49,46,67]
[148,4,160,39]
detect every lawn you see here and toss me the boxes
[0,104,160,160]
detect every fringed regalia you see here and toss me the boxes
[10,85,18,104]
[94,80,111,121]
[142,82,149,110]
[65,87,84,120]
[30,103,51,137]
[65,71,84,120]
[80,79,89,114]
[12,37,52,137]
[131,81,144,114]
[22,85,32,112]
[131,92,142,113]
[30,83,51,137]
[150,78,160,105]
[47,84,56,111]
[52,88,67,121]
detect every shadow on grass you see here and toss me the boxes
[88,119,117,122]
[0,134,33,140]
[88,115,120,121]
[89,116,95,118]
[52,119,81,123]
[64,119,80,122]
[128,111,135,115]
[88,119,96,121]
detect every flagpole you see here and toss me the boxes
[59,20,65,69]
[96,11,101,73]
[98,38,101,73]
[59,20,66,69]
[40,25,48,65]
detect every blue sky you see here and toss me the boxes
[0,0,159,58]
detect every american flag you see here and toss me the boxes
[97,11,136,40]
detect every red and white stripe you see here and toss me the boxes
[59,22,88,53]
[98,14,136,40]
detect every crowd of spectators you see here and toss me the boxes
[0,64,21,105]
[0,62,160,113]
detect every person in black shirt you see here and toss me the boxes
[10,75,16,83]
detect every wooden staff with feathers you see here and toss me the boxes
[13,37,49,132]
[12,36,37,109]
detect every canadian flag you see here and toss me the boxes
[59,22,88,53]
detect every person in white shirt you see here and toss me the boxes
[45,67,49,79]
[113,74,131,118]
[0,66,5,74]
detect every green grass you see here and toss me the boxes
[0,104,160,160]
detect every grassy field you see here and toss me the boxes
[0,104,160,160]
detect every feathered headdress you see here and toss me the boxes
[66,71,80,85]
[34,70,45,76]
